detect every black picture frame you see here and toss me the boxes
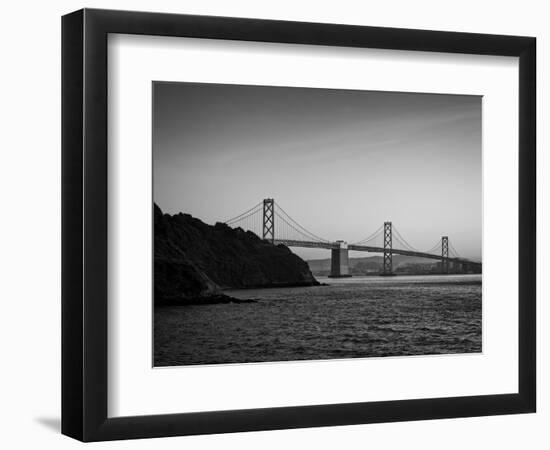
[62,8,536,442]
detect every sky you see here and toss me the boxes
[153,82,482,261]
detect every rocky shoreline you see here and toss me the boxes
[155,294,258,306]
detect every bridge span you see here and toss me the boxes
[225,199,481,277]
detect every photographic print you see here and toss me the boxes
[153,82,482,367]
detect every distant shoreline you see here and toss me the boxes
[312,272,483,278]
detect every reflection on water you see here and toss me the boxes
[154,274,481,366]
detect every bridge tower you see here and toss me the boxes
[262,198,275,243]
[441,236,449,274]
[382,221,393,275]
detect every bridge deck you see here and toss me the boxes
[273,239,481,267]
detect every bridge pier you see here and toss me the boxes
[329,241,351,278]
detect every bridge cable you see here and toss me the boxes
[353,224,384,245]
[226,209,260,227]
[224,201,263,225]
[392,225,420,252]
[424,241,442,254]
[392,234,415,252]
[274,210,327,243]
[274,202,330,243]
[448,241,463,259]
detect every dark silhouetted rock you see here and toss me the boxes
[154,204,318,305]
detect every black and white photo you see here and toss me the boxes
[153,82,482,366]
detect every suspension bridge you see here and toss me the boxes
[224,199,481,277]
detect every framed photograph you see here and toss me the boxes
[62,8,536,441]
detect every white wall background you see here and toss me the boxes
[0,0,546,448]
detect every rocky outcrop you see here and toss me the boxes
[154,204,318,304]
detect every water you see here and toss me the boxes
[154,274,481,367]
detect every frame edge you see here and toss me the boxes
[518,37,537,413]
[61,8,85,441]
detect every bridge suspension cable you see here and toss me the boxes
[274,201,330,243]
[352,224,384,245]
[448,241,462,258]
[392,225,420,253]
[224,201,263,225]
[424,240,442,254]
[223,201,264,238]
[274,211,324,242]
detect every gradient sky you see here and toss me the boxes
[153,82,481,261]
